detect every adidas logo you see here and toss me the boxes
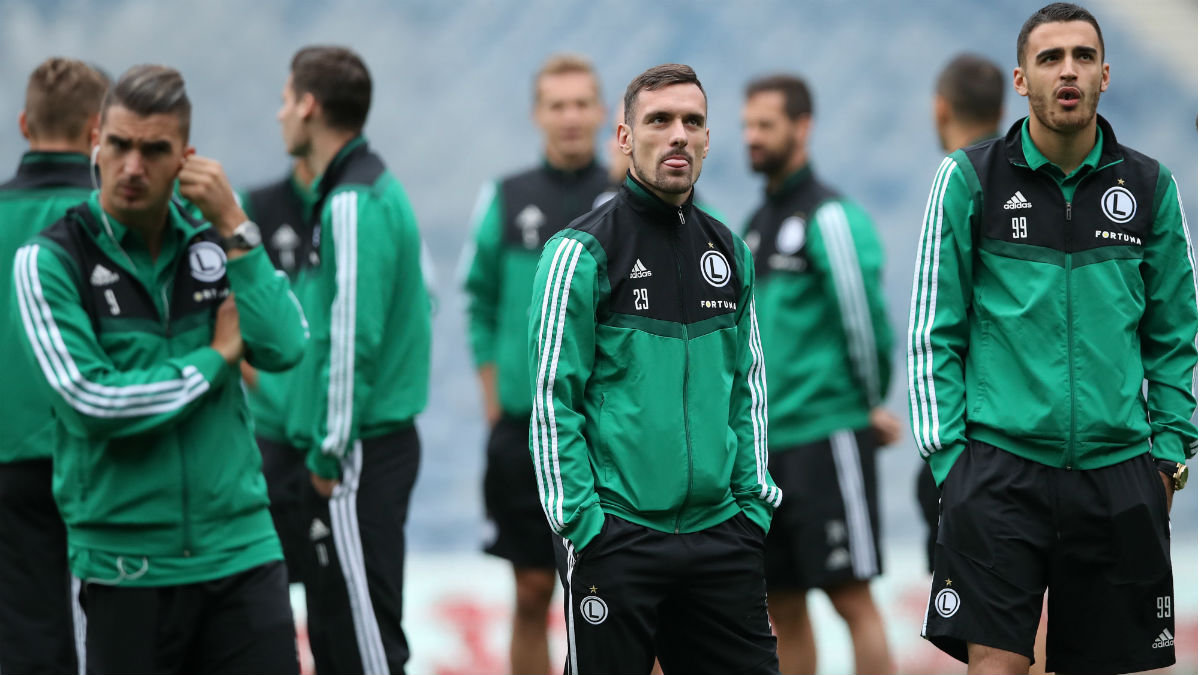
[629,259,653,279]
[1003,191,1033,210]
[89,264,119,286]
[309,518,331,541]
[1152,628,1174,648]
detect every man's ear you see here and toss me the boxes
[617,123,633,156]
[18,111,30,141]
[299,92,318,121]
[1013,66,1029,97]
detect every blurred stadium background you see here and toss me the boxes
[1,1,1195,672]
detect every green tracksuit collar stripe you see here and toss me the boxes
[1018,117,1105,179]
[20,151,90,167]
[1004,114,1121,175]
[622,172,695,218]
[767,165,814,200]
[83,192,208,249]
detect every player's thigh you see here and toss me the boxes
[923,441,1053,664]
[1046,453,1175,675]
[657,515,778,675]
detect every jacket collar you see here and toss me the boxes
[1004,114,1121,172]
[766,164,814,201]
[313,135,369,198]
[620,171,695,224]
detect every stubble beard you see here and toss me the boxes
[1030,87,1099,135]
[632,148,695,196]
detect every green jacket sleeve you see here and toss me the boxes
[227,246,308,372]
[729,237,782,535]
[462,181,503,367]
[528,232,605,551]
[810,199,893,406]
[1141,167,1198,463]
[907,154,977,485]
[307,187,428,479]
[12,242,229,440]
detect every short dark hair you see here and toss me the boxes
[936,53,1005,126]
[101,64,191,140]
[1017,2,1105,66]
[623,64,706,126]
[25,57,110,141]
[534,52,600,103]
[744,74,813,120]
[291,46,372,133]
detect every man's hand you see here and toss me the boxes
[869,407,902,447]
[1161,472,1174,513]
[311,472,339,499]
[177,155,246,237]
[478,364,501,426]
[211,295,244,365]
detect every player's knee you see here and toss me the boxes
[767,590,808,626]
[513,568,555,617]
[826,581,879,622]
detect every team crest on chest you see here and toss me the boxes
[700,250,730,288]
[188,241,226,282]
[516,204,546,248]
[776,215,807,255]
[1101,185,1136,224]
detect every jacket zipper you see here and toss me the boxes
[672,206,694,534]
[1064,200,1075,470]
[159,267,189,555]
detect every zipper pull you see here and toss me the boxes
[677,207,685,225]
[1066,201,1072,221]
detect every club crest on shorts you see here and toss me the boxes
[188,241,226,282]
[934,587,960,618]
[580,594,608,625]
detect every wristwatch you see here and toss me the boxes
[221,220,262,252]
[1155,459,1189,492]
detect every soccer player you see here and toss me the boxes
[0,56,108,675]
[918,53,1006,572]
[530,63,781,674]
[265,45,432,674]
[462,52,608,675]
[909,4,1196,673]
[12,63,308,673]
[740,74,897,675]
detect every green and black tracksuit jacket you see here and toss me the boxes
[240,171,316,442]
[1,152,93,464]
[908,115,1197,486]
[463,159,609,419]
[743,166,893,449]
[11,192,309,586]
[251,137,432,480]
[528,174,781,552]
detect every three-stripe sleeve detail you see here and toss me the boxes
[13,244,210,418]
[907,157,957,458]
[816,202,881,405]
[321,191,359,459]
[531,238,585,532]
[746,298,781,507]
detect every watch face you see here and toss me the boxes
[238,222,262,248]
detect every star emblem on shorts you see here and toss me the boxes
[589,585,598,594]
[708,241,714,248]
[945,579,953,586]
[1117,178,1126,185]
